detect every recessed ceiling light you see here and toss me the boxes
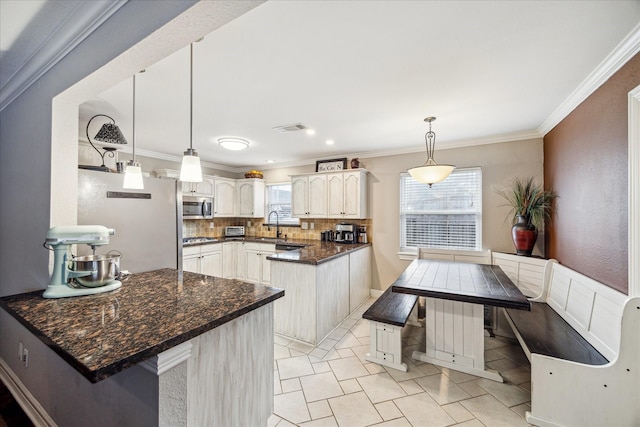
[218,137,250,151]
[326,139,334,145]
[306,129,316,135]
[266,160,275,164]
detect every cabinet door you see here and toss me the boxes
[308,175,327,217]
[181,181,194,195]
[183,255,200,273]
[215,180,236,217]
[327,173,345,217]
[237,181,254,217]
[235,242,246,280]
[194,177,214,197]
[222,242,235,279]
[246,250,261,283]
[291,176,309,217]
[260,246,275,285]
[342,171,361,218]
[201,251,222,277]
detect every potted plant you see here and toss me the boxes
[495,177,558,256]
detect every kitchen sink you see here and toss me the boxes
[275,242,307,251]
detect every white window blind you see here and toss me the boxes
[266,183,299,225]
[400,168,482,251]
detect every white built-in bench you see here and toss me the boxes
[497,254,639,427]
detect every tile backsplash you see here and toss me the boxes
[183,218,372,242]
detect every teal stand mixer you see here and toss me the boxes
[43,225,122,298]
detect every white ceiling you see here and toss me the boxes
[3,1,639,171]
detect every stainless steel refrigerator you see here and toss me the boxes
[77,169,181,273]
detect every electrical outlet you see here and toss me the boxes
[247,221,252,227]
[22,347,29,367]
[209,221,215,229]
[310,222,315,230]
[301,222,308,230]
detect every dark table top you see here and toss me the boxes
[0,269,284,383]
[391,259,530,310]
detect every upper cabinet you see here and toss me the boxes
[292,174,327,218]
[237,179,265,218]
[292,170,367,219]
[214,177,236,217]
[327,170,367,219]
[181,177,214,197]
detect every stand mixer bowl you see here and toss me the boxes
[70,254,120,287]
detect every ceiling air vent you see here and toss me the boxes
[273,123,306,133]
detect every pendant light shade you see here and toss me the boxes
[123,74,144,189]
[408,117,455,187]
[180,43,203,183]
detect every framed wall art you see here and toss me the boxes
[316,158,347,172]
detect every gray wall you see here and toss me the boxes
[0,2,196,426]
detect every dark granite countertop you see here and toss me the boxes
[0,269,284,383]
[267,241,371,265]
[183,236,371,265]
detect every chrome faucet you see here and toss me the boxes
[268,210,282,239]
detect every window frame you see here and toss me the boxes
[265,181,299,226]
[399,167,482,256]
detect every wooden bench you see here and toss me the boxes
[363,287,418,372]
[500,259,639,427]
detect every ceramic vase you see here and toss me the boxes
[512,214,537,256]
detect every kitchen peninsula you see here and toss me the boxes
[268,241,372,345]
[0,269,284,426]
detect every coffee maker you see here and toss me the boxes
[334,223,358,244]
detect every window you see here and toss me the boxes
[400,168,482,252]
[266,183,299,225]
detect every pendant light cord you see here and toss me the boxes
[189,43,193,151]
[132,74,136,162]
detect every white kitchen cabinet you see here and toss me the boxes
[291,174,327,218]
[222,242,235,279]
[182,243,222,277]
[214,178,236,217]
[234,241,246,280]
[244,242,275,285]
[237,179,265,218]
[182,176,214,197]
[327,170,367,219]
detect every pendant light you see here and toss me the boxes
[180,43,203,183]
[123,74,144,189]
[408,117,455,187]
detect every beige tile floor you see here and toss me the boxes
[269,298,533,427]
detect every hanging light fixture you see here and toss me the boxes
[123,74,144,189]
[408,116,455,187]
[80,114,128,172]
[180,43,203,183]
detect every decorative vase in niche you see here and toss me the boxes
[512,214,537,256]
[350,158,360,169]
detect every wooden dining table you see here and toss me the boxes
[392,258,530,382]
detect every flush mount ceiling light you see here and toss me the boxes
[408,117,455,187]
[123,74,144,189]
[218,137,250,151]
[81,114,127,172]
[180,42,203,183]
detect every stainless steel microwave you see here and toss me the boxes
[183,196,213,219]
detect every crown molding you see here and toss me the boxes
[538,22,640,136]
[0,1,127,112]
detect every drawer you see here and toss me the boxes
[183,246,200,256]
[200,243,222,254]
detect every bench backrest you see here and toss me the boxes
[418,248,492,264]
[541,261,628,361]
[491,252,551,297]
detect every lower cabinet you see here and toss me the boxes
[244,242,275,285]
[183,241,274,285]
[183,244,222,277]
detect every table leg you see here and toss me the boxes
[411,298,503,382]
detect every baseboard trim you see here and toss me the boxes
[370,289,383,297]
[0,358,57,427]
